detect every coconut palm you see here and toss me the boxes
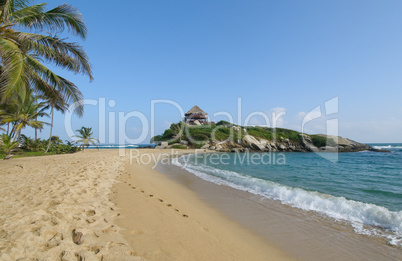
[19,133,44,151]
[0,133,21,159]
[44,91,67,153]
[0,0,92,114]
[73,127,99,151]
[1,90,49,141]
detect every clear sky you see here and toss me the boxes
[25,0,402,143]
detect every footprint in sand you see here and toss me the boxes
[90,245,101,254]
[127,251,137,256]
[149,194,153,197]
[102,225,116,233]
[86,218,96,224]
[85,210,96,216]
[130,229,143,235]
[167,204,172,207]
[182,214,189,218]
[31,226,42,236]
[60,250,75,260]
[158,199,164,202]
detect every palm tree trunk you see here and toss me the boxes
[10,123,17,140]
[45,106,54,153]
[13,129,21,143]
[34,91,38,141]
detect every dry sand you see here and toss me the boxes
[0,149,293,260]
[0,150,142,260]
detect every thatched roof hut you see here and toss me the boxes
[185,105,208,124]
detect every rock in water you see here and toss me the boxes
[72,229,84,245]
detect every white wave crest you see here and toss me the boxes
[373,145,402,149]
[173,155,402,246]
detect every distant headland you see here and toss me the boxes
[151,105,389,153]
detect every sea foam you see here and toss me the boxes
[172,155,402,246]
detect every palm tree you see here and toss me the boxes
[1,90,49,141]
[0,133,21,159]
[20,133,44,151]
[73,127,99,151]
[0,0,92,114]
[44,91,67,153]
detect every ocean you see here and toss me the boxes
[172,144,402,247]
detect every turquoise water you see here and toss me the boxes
[173,144,402,246]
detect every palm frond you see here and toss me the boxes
[0,38,29,100]
[13,3,87,39]
[28,34,92,79]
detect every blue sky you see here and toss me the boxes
[25,0,402,143]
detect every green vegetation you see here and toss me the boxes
[0,1,93,159]
[1,90,49,142]
[73,127,99,151]
[0,134,21,158]
[14,151,57,158]
[245,126,302,142]
[0,134,77,159]
[151,122,245,147]
[151,121,340,150]
[0,0,92,111]
[310,135,337,148]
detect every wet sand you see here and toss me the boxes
[112,149,293,260]
[156,155,402,261]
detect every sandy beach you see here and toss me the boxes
[0,149,292,260]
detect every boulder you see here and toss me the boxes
[278,144,287,151]
[315,134,371,152]
[321,146,338,152]
[242,135,267,151]
[201,143,209,149]
[155,141,169,149]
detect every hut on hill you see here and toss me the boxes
[184,105,208,125]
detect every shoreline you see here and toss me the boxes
[2,149,400,260]
[155,151,402,260]
[112,149,293,260]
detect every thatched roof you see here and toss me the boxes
[185,105,207,116]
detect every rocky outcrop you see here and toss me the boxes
[302,134,372,152]
[214,140,244,152]
[242,135,266,151]
[201,134,379,153]
[152,123,385,153]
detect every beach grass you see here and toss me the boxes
[14,151,58,158]
[1,151,64,159]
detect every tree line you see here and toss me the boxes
[0,0,98,159]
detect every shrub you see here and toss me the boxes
[311,135,327,148]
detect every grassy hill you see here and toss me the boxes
[151,121,338,150]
